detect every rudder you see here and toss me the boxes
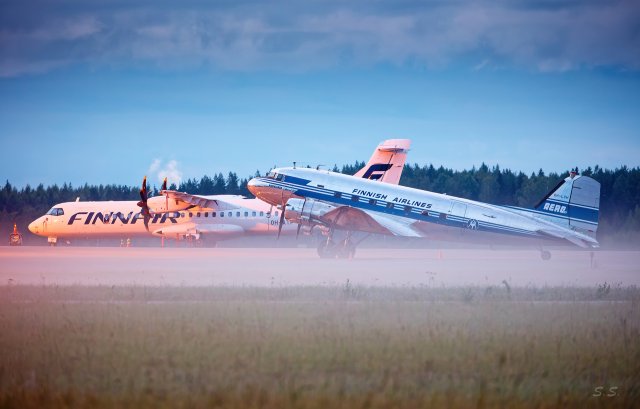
[354,139,411,184]
[534,174,600,236]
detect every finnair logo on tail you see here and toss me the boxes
[543,202,567,214]
[362,164,393,180]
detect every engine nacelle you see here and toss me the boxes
[147,195,192,213]
[284,198,335,226]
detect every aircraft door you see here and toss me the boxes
[448,201,467,218]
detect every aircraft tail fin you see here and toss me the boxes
[533,173,600,236]
[354,139,411,184]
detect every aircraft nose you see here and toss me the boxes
[28,221,36,234]
[247,178,267,196]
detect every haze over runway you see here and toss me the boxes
[2,247,638,288]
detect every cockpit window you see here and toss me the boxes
[46,207,64,216]
[267,171,285,181]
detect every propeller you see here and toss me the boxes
[296,224,302,239]
[136,176,151,231]
[277,203,287,239]
[160,177,169,213]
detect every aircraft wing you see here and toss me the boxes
[152,222,244,237]
[320,206,424,237]
[161,190,239,211]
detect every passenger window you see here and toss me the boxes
[236,211,240,217]
[334,192,341,199]
[189,212,193,217]
[275,211,279,218]
[244,212,249,217]
[260,211,264,217]
[220,212,224,217]
[197,212,201,217]
[386,203,394,209]
[181,213,185,218]
[266,212,271,218]
[252,211,257,217]
[212,212,216,217]
[204,212,208,217]
[404,206,412,214]
[351,195,359,202]
[228,212,232,217]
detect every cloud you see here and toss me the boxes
[1,0,639,76]
[147,159,182,187]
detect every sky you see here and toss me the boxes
[1,0,639,188]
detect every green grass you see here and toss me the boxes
[1,285,639,408]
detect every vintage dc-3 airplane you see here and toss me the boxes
[248,150,600,259]
[27,139,411,245]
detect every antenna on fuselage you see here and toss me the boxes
[316,164,325,170]
[293,161,296,169]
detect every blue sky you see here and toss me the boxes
[1,0,639,187]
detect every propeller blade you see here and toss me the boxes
[136,176,151,232]
[277,206,286,240]
[139,176,148,203]
[296,224,302,239]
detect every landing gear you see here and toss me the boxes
[317,239,336,258]
[540,250,551,260]
[316,237,356,259]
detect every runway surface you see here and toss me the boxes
[1,246,638,287]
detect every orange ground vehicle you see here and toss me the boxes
[9,223,22,246]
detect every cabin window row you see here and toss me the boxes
[178,211,278,218]
[340,192,418,215]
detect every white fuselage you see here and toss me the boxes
[248,168,599,247]
[28,195,295,241]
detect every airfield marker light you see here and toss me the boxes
[13,223,18,235]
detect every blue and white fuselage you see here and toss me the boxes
[248,167,600,254]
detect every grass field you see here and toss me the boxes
[1,284,639,408]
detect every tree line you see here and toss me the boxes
[2,164,639,245]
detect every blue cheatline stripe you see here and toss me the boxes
[504,205,598,226]
[545,198,598,211]
[257,177,542,239]
[540,199,599,222]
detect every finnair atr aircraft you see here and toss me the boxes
[248,159,600,259]
[27,139,411,245]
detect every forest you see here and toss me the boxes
[2,163,639,246]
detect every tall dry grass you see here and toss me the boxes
[1,285,639,408]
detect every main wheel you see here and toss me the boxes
[317,240,337,258]
[336,241,356,259]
